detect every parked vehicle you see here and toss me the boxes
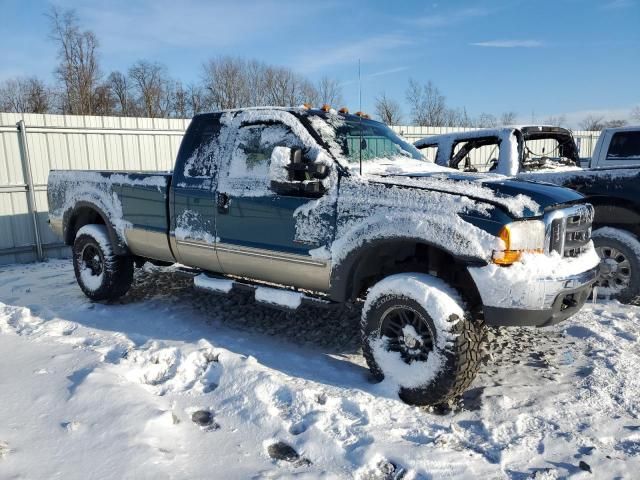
[584,126,640,168]
[415,125,640,303]
[48,107,599,406]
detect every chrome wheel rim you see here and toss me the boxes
[379,305,434,363]
[595,245,631,293]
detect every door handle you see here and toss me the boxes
[217,192,230,214]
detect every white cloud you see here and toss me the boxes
[339,66,410,87]
[407,7,487,28]
[471,40,544,48]
[295,35,412,73]
[601,0,635,9]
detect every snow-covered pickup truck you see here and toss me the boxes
[416,125,640,303]
[48,107,600,406]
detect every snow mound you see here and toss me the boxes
[122,340,220,396]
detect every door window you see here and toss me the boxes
[223,123,303,194]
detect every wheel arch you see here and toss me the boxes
[589,197,640,237]
[63,201,129,255]
[329,236,484,311]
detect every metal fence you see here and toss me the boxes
[0,112,601,265]
[0,112,189,265]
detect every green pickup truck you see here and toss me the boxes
[48,107,600,405]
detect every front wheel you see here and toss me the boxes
[592,227,640,304]
[73,224,133,301]
[361,273,484,406]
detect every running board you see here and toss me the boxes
[193,273,332,310]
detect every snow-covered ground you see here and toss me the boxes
[0,260,638,479]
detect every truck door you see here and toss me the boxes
[171,114,223,272]
[214,121,335,292]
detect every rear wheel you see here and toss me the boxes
[73,224,133,301]
[361,273,484,406]
[592,227,640,304]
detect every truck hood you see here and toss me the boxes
[377,171,585,218]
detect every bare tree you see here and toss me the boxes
[543,114,567,127]
[48,6,101,115]
[108,71,133,116]
[375,92,402,124]
[0,77,52,113]
[92,83,115,115]
[579,115,628,131]
[500,111,517,125]
[579,115,605,131]
[202,57,250,110]
[632,106,640,122]
[605,119,627,128]
[476,112,497,128]
[129,60,171,118]
[406,79,448,126]
[187,83,205,116]
[316,76,343,107]
[171,81,188,118]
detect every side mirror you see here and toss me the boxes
[269,146,328,197]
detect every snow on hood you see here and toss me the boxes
[370,173,543,218]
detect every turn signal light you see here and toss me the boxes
[338,107,349,114]
[321,104,331,112]
[492,223,544,265]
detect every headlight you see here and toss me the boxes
[492,220,545,265]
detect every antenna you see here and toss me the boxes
[358,59,363,175]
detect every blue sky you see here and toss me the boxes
[1,0,639,126]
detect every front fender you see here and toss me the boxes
[328,214,496,301]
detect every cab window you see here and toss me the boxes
[607,131,640,160]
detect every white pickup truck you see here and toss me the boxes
[582,126,640,168]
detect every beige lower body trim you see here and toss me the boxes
[125,228,175,263]
[215,243,331,293]
[174,238,223,272]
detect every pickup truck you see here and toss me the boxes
[48,107,600,406]
[583,125,640,168]
[415,125,640,303]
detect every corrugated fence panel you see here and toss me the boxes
[0,113,602,265]
[0,112,189,265]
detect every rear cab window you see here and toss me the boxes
[607,131,640,161]
[451,137,501,173]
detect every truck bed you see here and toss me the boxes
[48,170,175,262]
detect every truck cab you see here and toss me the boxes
[589,126,640,168]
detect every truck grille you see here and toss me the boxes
[546,204,594,257]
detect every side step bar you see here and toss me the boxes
[193,273,332,310]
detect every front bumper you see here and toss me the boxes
[469,261,599,328]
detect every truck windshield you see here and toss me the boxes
[335,118,425,164]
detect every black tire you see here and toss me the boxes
[72,224,133,301]
[361,273,484,406]
[592,227,640,304]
